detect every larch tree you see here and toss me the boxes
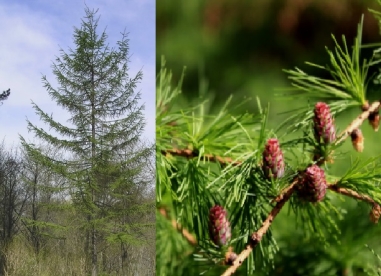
[21,7,150,276]
[0,88,10,104]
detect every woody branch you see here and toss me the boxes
[160,100,381,276]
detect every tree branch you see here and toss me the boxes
[160,101,381,275]
[158,207,197,246]
[221,182,381,275]
[162,149,242,166]
[220,102,381,275]
[221,180,298,276]
[162,101,381,167]
[328,184,377,205]
[336,100,381,144]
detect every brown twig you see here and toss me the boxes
[273,179,299,203]
[162,148,242,166]
[328,184,377,205]
[221,180,298,276]
[329,184,381,223]
[336,100,381,145]
[158,207,197,246]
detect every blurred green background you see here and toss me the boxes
[157,0,381,275]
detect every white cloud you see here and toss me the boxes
[0,4,57,107]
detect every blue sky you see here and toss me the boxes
[0,0,155,147]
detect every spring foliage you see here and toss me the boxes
[157,2,381,275]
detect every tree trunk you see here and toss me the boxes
[91,225,97,276]
[91,64,98,276]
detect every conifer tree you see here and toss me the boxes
[21,7,151,276]
[0,89,10,104]
[157,2,381,275]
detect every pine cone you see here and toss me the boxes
[209,205,231,246]
[313,102,336,144]
[224,247,238,265]
[369,111,380,132]
[350,128,364,152]
[370,204,381,224]
[296,165,327,202]
[262,138,285,179]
